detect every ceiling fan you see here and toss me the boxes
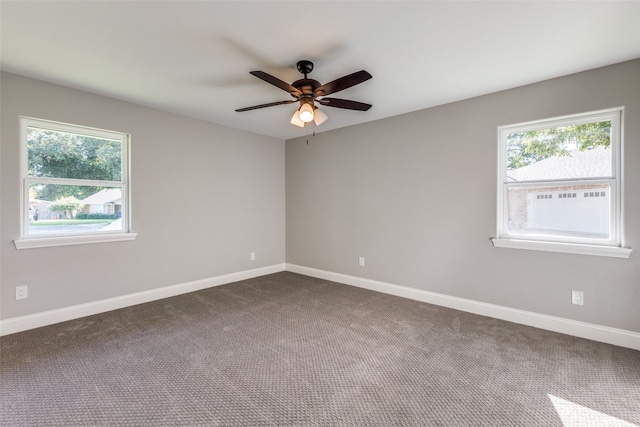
[235,60,372,127]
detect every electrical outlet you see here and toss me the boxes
[16,286,28,300]
[250,252,256,261]
[358,256,365,267]
[572,290,584,306]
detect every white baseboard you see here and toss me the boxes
[285,264,640,351]
[3,263,638,351]
[0,264,286,337]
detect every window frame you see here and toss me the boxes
[492,107,631,258]
[14,117,137,249]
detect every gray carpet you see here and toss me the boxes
[1,272,639,426]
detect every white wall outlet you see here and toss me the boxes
[250,252,256,261]
[358,256,365,267]
[572,290,584,306]
[16,286,28,300]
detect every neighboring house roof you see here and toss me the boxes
[30,199,52,205]
[507,146,611,181]
[82,188,122,205]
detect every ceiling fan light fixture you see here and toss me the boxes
[313,107,328,126]
[290,110,305,127]
[298,103,314,122]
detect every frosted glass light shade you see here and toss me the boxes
[299,103,314,122]
[313,108,328,126]
[290,110,305,127]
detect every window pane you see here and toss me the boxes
[27,127,122,181]
[29,183,123,236]
[506,121,611,181]
[506,184,610,240]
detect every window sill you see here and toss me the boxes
[14,233,137,250]
[491,238,632,258]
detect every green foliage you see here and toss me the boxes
[29,186,39,201]
[507,121,611,170]
[51,196,82,218]
[27,127,121,200]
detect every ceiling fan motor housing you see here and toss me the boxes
[292,79,322,98]
[294,61,326,98]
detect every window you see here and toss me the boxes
[15,117,136,249]
[493,108,631,258]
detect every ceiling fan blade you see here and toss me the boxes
[250,71,302,96]
[314,70,372,97]
[317,98,372,111]
[235,100,297,112]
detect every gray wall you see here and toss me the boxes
[286,59,640,333]
[3,60,639,333]
[1,72,286,320]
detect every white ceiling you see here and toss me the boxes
[2,1,639,140]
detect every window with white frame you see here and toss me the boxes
[15,117,136,249]
[493,108,631,258]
